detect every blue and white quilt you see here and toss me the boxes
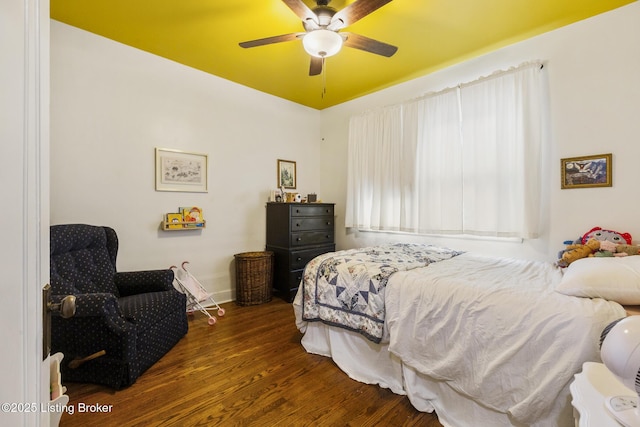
[299,243,463,343]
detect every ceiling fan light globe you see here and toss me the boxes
[303,29,343,58]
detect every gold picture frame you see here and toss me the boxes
[155,148,208,192]
[561,153,612,189]
[277,159,296,189]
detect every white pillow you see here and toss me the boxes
[556,256,640,304]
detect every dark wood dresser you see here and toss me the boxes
[266,202,335,302]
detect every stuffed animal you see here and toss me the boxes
[581,226,632,245]
[557,227,635,267]
[599,243,640,257]
[593,240,617,257]
[582,227,636,257]
[615,244,640,256]
[557,238,601,267]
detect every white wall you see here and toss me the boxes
[320,2,640,261]
[50,21,323,302]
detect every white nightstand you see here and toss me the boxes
[570,362,637,427]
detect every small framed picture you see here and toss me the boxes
[155,148,208,192]
[561,153,612,189]
[277,159,296,189]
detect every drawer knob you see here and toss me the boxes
[295,223,300,227]
[297,237,302,241]
[296,209,300,213]
[326,221,331,225]
[296,257,302,261]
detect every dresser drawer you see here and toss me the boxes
[291,204,334,217]
[288,270,305,290]
[290,245,335,270]
[291,231,334,247]
[291,217,333,232]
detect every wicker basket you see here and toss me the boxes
[234,251,274,306]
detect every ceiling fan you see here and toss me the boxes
[239,0,398,76]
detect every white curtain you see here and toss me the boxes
[346,63,545,239]
[405,88,463,234]
[460,64,543,238]
[345,105,405,231]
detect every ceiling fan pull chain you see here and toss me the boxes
[322,57,327,98]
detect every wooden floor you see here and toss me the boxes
[60,298,443,427]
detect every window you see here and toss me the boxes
[345,63,546,239]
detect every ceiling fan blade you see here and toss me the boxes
[239,33,302,48]
[330,0,393,30]
[343,33,398,57]
[282,0,318,24]
[309,56,323,76]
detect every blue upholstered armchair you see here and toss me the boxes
[49,224,188,389]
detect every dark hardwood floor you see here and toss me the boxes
[59,298,443,427]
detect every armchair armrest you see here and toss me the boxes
[114,269,175,296]
[51,292,133,336]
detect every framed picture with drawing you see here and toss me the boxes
[561,153,612,189]
[277,159,296,189]
[155,148,208,192]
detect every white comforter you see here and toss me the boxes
[385,252,626,426]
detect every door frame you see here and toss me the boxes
[0,0,50,425]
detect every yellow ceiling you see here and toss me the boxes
[51,0,635,110]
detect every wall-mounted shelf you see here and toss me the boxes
[161,220,206,231]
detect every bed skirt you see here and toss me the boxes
[300,321,574,427]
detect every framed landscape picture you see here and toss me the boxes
[561,153,612,189]
[155,148,208,192]
[277,159,296,189]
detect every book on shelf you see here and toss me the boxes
[179,206,204,228]
[165,213,184,229]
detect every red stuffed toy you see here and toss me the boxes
[581,226,632,245]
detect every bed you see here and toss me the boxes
[293,243,629,427]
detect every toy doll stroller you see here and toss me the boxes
[170,261,225,325]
